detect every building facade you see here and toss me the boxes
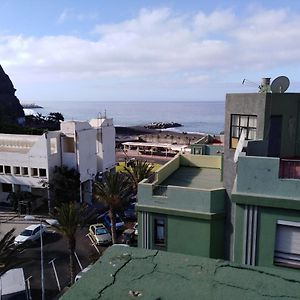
[0,117,115,206]
[224,92,300,270]
[137,154,225,259]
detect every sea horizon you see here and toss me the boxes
[24,100,225,135]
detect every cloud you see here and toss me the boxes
[1,7,300,89]
[57,8,98,24]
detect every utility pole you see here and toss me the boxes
[40,221,45,300]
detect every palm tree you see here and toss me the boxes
[93,172,130,244]
[123,160,154,194]
[52,202,83,285]
[0,228,24,275]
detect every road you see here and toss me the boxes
[0,213,109,300]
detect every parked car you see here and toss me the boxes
[99,212,125,231]
[88,223,112,245]
[14,224,46,245]
[123,202,136,220]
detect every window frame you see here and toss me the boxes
[230,114,257,149]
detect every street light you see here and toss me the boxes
[40,220,45,300]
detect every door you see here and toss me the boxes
[268,115,282,157]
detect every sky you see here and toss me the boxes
[1,0,300,102]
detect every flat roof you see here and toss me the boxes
[122,141,189,152]
[61,246,300,300]
[160,166,223,189]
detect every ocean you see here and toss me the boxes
[31,101,225,135]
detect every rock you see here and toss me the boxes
[144,122,182,129]
[0,65,25,125]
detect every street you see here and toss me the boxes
[0,213,108,300]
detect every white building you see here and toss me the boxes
[0,117,115,206]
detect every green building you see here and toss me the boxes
[137,154,225,258]
[224,92,300,270]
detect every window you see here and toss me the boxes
[39,168,47,177]
[274,220,300,268]
[230,114,257,149]
[4,166,11,174]
[21,167,29,176]
[50,138,58,154]
[2,183,12,193]
[13,166,21,175]
[0,165,3,174]
[154,217,166,246]
[31,168,38,177]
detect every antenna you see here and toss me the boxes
[271,76,290,93]
[242,79,259,88]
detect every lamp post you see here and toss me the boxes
[40,220,45,300]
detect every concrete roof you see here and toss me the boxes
[161,166,223,189]
[122,141,189,152]
[61,246,300,300]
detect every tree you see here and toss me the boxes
[46,166,80,206]
[0,228,24,275]
[47,112,64,123]
[93,172,130,244]
[123,160,154,195]
[8,191,40,214]
[52,202,84,285]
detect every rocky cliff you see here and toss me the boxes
[0,65,25,124]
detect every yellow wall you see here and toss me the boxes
[180,154,222,169]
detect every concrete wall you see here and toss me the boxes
[233,203,300,272]
[180,154,222,169]
[265,93,300,158]
[156,155,180,184]
[223,93,267,260]
[224,93,267,195]
[138,211,224,259]
[236,156,300,200]
[139,187,225,213]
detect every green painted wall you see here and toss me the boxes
[138,211,224,259]
[210,217,225,258]
[236,156,300,200]
[167,215,211,257]
[233,204,245,264]
[256,206,300,270]
[233,202,300,272]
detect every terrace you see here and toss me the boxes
[138,154,225,214]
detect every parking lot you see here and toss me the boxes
[0,211,113,300]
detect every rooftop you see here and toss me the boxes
[61,246,300,300]
[161,166,223,189]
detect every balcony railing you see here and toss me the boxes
[279,159,300,179]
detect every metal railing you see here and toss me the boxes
[279,159,300,179]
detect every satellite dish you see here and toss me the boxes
[271,76,290,93]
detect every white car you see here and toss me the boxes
[89,223,112,245]
[14,224,46,245]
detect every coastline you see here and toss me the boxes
[116,125,207,146]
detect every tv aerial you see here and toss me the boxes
[271,76,290,93]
